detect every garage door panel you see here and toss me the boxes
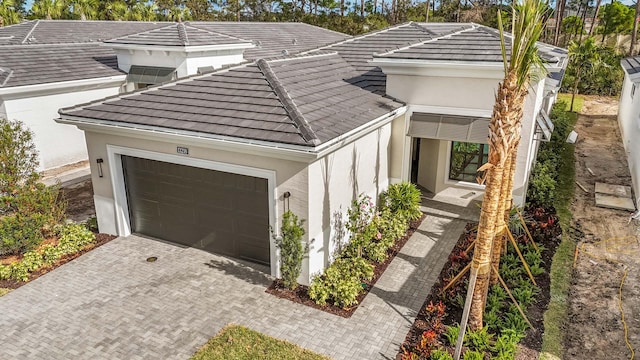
[123,155,270,266]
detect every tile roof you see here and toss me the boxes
[621,56,640,75]
[306,22,473,94]
[0,20,166,45]
[0,20,349,89]
[104,23,251,47]
[375,24,567,65]
[59,52,404,147]
[190,22,350,60]
[0,44,122,88]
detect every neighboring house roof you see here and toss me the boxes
[104,22,251,47]
[621,56,640,76]
[0,20,166,45]
[60,52,404,147]
[0,44,122,88]
[0,20,350,89]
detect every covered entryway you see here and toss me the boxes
[122,155,270,265]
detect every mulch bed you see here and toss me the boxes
[399,207,562,357]
[266,214,427,318]
[0,233,117,290]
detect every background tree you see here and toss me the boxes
[31,0,66,20]
[567,37,600,110]
[598,1,634,41]
[0,0,21,26]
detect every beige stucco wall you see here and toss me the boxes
[389,115,407,182]
[2,84,122,171]
[617,75,640,206]
[83,129,310,280]
[306,121,393,281]
[385,70,546,206]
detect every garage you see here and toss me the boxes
[121,155,271,265]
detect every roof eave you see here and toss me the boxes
[370,57,505,79]
[103,42,255,53]
[0,74,126,97]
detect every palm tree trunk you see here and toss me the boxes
[425,0,429,22]
[588,0,602,37]
[469,163,504,329]
[469,70,524,330]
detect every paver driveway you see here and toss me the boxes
[0,197,479,360]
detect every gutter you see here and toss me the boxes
[0,75,126,97]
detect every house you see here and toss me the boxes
[0,20,348,172]
[57,22,567,285]
[617,57,640,208]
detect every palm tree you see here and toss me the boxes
[31,0,65,20]
[0,0,21,26]
[70,0,98,20]
[568,38,599,111]
[457,0,548,337]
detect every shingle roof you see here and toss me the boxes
[105,22,251,47]
[621,56,640,75]
[0,44,122,88]
[60,52,404,147]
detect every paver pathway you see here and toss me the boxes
[0,196,479,360]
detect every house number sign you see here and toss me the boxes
[177,146,189,155]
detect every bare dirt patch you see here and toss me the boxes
[565,95,640,360]
[61,180,96,223]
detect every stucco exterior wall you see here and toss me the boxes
[386,75,499,110]
[83,129,310,280]
[115,49,245,78]
[389,115,407,182]
[617,75,640,206]
[306,122,393,281]
[2,85,122,171]
[385,70,545,206]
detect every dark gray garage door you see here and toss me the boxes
[122,156,270,265]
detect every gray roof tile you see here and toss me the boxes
[0,44,122,88]
[104,22,251,47]
[622,56,640,75]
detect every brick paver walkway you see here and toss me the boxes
[0,196,479,360]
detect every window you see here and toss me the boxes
[449,141,488,182]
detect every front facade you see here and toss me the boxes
[56,22,566,285]
[618,57,640,208]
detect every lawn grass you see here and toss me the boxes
[557,93,584,113]
[540,110,578,359]
[0,288,11,297]
[191,324,330,360]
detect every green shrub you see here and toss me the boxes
[0,213,46,256]
[462,350,484,360]
[308,257,374,308]
[430,349,453,360]
[0,223,96,282]
[379,182,422,221]
[273,210,307,290]
[444,324,460,346]
[464,326,494,352]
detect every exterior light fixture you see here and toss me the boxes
[283,191,291,212]
[96,158,104,178]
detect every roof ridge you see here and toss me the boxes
[105,23,177,43]
[20,20,39,44]
[185,22,252,44]
[177,22,189,45]
[373,24,477,57]
[256,58,320,146]
[0,68,13,87]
